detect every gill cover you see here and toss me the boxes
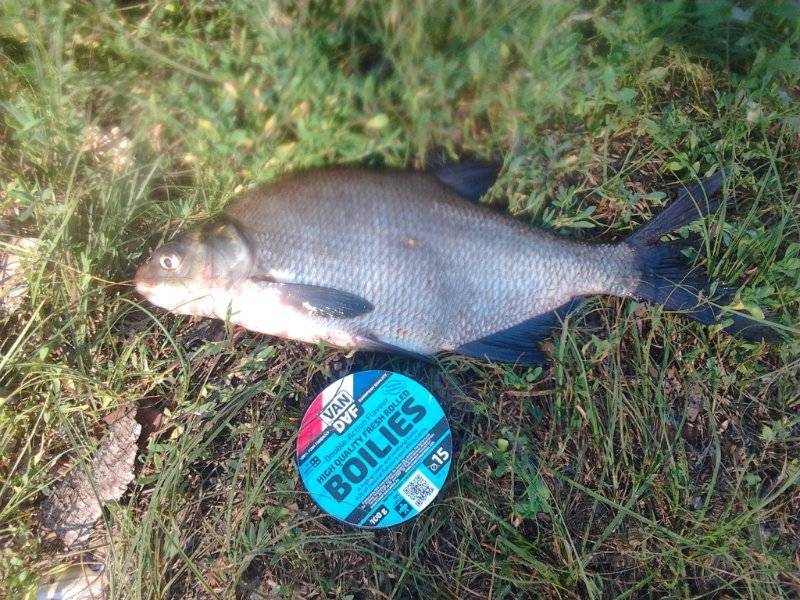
[204,218,254,286]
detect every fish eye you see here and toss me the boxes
[159,253,181,271]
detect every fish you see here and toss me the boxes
[134,164,780,364]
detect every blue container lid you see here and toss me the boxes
[296,370,452,528]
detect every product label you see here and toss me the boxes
[296,370,452,528]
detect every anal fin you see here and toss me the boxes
[455,300,582,365]
[358,333,435,362]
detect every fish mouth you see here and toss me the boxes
[134,279,153,295]
[133,277,179,311]
[133,266,156,296]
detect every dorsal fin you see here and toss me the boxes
[428,161,502,201]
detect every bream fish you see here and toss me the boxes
[135,164,778,364]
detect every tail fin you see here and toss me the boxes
[627,170,781,343]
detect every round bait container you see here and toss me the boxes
[296,370,452,528]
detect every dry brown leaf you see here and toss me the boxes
[686,385,703,423]
[39,408,141,549]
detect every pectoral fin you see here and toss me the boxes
[253,279,374,319]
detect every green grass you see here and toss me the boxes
[1,0,799,597]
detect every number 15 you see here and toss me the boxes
[431,447,449,465]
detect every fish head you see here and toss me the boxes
[135,219,254,317]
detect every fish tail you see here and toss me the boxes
[625,169,781,342]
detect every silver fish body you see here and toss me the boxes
[135,166,776,363]
[226,168,634,352]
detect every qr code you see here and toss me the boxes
[398,470,438,511]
